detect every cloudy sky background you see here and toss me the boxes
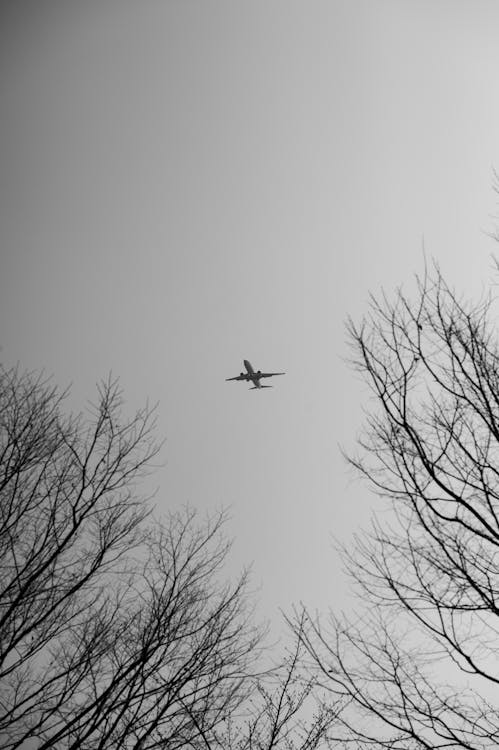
[1,0,499,627]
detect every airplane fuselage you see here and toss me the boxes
[244,360,262,387]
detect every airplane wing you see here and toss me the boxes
[226,375,249,381]
[259,372,285,378]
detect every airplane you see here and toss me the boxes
[226,359,285,389]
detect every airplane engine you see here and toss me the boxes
[257,370,262,374]
[240,372,245,377]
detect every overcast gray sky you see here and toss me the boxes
[1,0,499,625]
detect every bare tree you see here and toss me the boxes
[0,365,336,750]
[296,265,499,748]
[0,367,265,749]
[210,612,338,750]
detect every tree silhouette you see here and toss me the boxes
[210,611,337,750]
[0,366,334,749]
[296,265,499,748]
[0,368,259,749]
